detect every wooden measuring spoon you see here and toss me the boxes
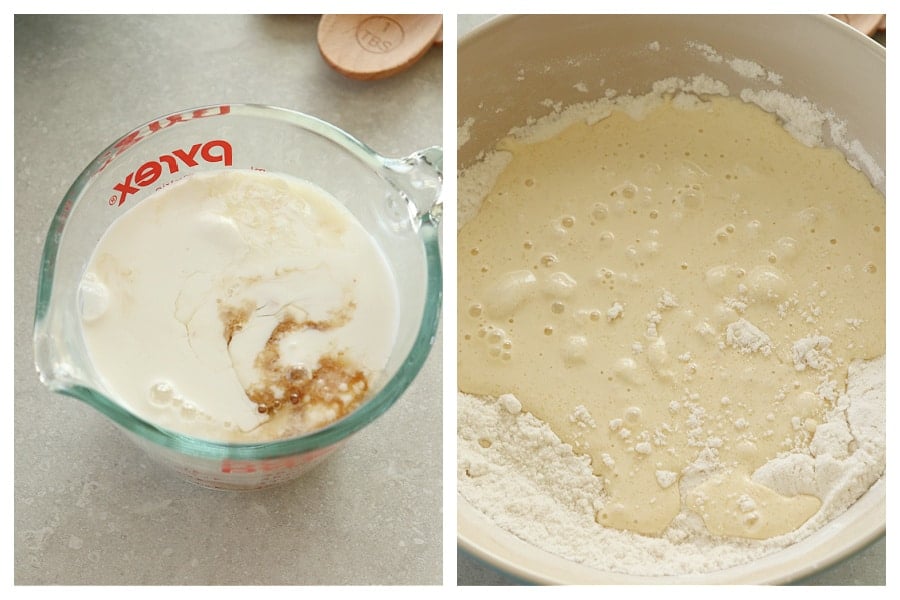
[317,14,442,80]
[830,14,886,36]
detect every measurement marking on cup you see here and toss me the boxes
[220,447,335,474]
[355,16,404,54]
[109,139,233,207]
[95,105,231,174]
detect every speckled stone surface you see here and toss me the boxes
[456,13,885,587]
[15,14,442,585]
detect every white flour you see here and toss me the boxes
[738,88,883,185]
[457,51,885,576]
[724,319,772,356]
[457,117,475,150]
[459,357,884,576]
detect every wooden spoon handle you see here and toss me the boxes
[318,14,443,80]
[830,14,886,36]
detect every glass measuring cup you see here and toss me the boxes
[33,104,442,490]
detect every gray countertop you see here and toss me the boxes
[456,14,885,587]
[14,14,442,585]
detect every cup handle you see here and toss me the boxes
[381,146,443,228]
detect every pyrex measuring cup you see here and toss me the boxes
[33,104,442,490]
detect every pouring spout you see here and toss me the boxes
[381,146,443,228]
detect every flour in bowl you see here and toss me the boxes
[457,75,884,575]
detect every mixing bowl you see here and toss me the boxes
[34,104,442,490]
[457,14,884,583]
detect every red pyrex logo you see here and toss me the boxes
[110,139,232,206]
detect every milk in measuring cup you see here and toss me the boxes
[79,169,400,442]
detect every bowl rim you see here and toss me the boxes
[460,13,886,54]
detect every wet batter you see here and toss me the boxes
[458,96,884,539]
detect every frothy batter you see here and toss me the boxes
[458,96,884,539]
[80,169,399,442]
